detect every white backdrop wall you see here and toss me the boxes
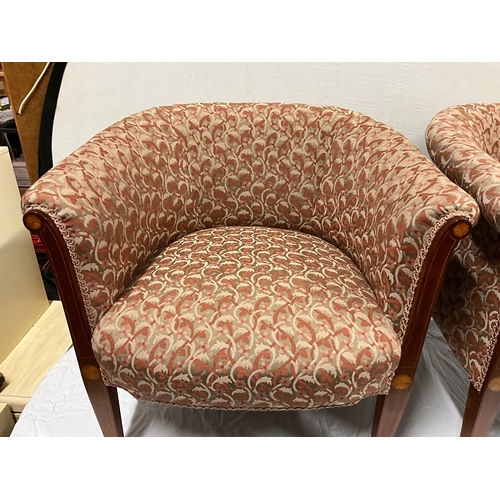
[52,62,500,165]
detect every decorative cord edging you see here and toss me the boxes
[24,203,98,330]
[475,318,500,392]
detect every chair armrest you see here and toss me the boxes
[316,115,480,342]
[22,110,175,330]
[426,103,500,233]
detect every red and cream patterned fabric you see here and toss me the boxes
[94,226,401,409]
[22,103,479,409]
[426,103,500,391]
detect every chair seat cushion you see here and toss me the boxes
[92,226,401,410]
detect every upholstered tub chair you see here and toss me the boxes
[426,103,500,436]
[22,103,479,437]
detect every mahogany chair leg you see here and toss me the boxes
[82,376,124,437]
[371,384,412,437]
[461,382,500,437]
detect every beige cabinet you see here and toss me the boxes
[0,146,72,432]
[0,146,48,362]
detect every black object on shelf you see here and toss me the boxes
[0,109,22,160]
[32,234,59,301]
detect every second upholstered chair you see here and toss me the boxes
[426,102,500,436]
[22,103,478,436]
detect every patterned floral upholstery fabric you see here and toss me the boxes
[22,103,479,410]
[426,103,500,391]
[94,226,401,409]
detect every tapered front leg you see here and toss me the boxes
[461,382,500,437]
[81,362,124,437]
[372,374,413,437]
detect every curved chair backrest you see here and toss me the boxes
[426,103,500,233]
[23,103,478,340]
